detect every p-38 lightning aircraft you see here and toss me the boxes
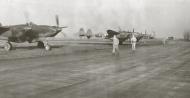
[0,15,66,51]
[106,29,144,45]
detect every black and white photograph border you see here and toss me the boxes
[0,0,190,98]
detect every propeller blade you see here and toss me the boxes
[60,26,67,28]
[24,12,30,24]
[54,14,67,33]
[24,11,34,28]
[56,15,59,27]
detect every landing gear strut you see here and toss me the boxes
[4,42,12,51]
[119,41,123,45]
[37,41,51,51]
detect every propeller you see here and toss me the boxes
[55,15,67,28]
[55,15,59,27]
[23,11,32,31]
[24,11,29,24]
[54,15,67,37]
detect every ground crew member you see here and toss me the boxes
[112,35,119,55]
[162,38,167,47]
[131,34,137,51]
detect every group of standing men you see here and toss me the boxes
[112,34,137,55]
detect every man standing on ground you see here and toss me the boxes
[162,38,167,47]
[131,34,137,51]
[112,35,119,55]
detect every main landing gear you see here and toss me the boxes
[37,41,51,51]
[4,42,12,51]
[2,41,51,51]
[119,41,123,45]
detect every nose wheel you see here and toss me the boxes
[37,41,51,51]
[4,42,12,51]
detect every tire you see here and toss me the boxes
[4,42,12,51]
[37,41,45,48]
[37,41,51,51]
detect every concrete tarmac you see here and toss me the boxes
[0,41,189,98]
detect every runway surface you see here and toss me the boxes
[0,40,189,98]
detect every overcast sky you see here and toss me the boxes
[0,0,190,38]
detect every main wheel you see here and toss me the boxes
[4,42,12,51]
[37,41,45,48]
[37,41,51,51]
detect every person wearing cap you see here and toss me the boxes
[112,35,119,55]
[162,38,168,47]
[131,34,137,51]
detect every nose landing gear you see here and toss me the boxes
[37,41,51,51]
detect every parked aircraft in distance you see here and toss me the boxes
[106,29,144,45]
[78,28,93,39]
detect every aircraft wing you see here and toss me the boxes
[0,26,10,34]
[136,35,144,42]
[106,30,120,38]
